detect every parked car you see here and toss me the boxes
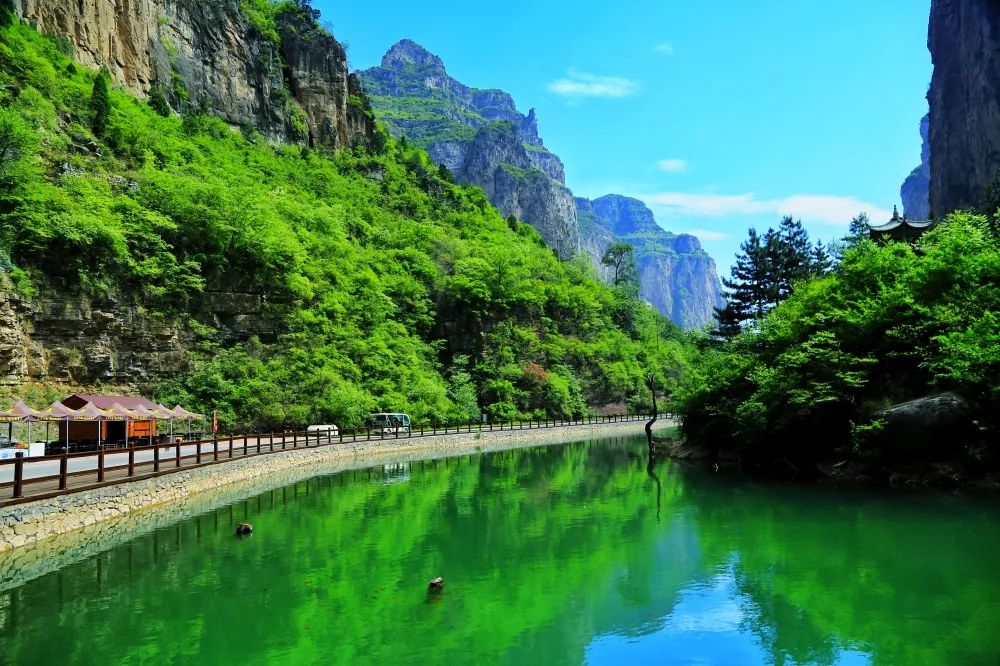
[369,413,411,435]
[306,424,339,441]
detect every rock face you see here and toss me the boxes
[360,40,723,327]
[12,0,374,148]
[359,40,580,258]
[577,196,724,329]
[928,0,1000,215]
[901,114,931,220]
[0,276,281,388]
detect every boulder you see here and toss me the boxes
[875,392,977,456]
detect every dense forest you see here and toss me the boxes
[674,211,1000,474]
[0,11,693,430]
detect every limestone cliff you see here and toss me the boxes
[0,277,281,387]
[901,113,931,220]
[928,0,1000,215]
[11,0,374,148]
[577,196,724,329]
[359,40,580,257]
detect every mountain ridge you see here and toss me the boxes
[359,39,723,328]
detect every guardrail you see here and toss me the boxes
[0,413,663,505]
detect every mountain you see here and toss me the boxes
[576,196,723,329]
[901,113,931,220]
[928,0,1000,215]
[359,40,579,257]
[359,40,723,328]
[0,3,692,427]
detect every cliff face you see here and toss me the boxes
[577,195,724,329]
[0,278,280,388]
[12,0,374,148]
[359,40,580,257]
[928,0,1000,215]
[901,113,931,220]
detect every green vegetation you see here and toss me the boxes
[675,212,1000,467]
[0,16,692,430]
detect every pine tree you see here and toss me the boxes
[90,67,112,137]
[774,217,813,299]
[722,228,771,324]
[711,302,743,341]
[845,212,871,243]
[811,240,834,275]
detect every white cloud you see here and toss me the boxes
[547,69,638,99]
[654,42,675,55]
[640,192,892,226]
[684,229,729,241]
[657,158,688,173]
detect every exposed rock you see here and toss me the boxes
[901,114,931,220]
[13,0,373,148]
[428,576,444,590]
[576,195,724,329]
[0,275,281,388]
[235,522,253,536]
[875,392,977,456]
[928,0,1000,215]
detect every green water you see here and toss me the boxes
[1,437,999,665]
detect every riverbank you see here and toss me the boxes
[0,420,672,572]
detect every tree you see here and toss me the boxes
[712,302,743,341]
[811,240,834,275]
[0,108,37,186]
[90,67,112,136]
[846,212,871,243]
[148,84,170,117]
[722,228,771,324]
[601,241,639,292]
[437,162,453,183]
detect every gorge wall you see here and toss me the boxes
[360,40,722,328]
[10,0,374,149]
[928,0,1000,215]
[901,113,931,220]
[576,196,723,330]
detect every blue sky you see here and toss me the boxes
[315,0,932,273]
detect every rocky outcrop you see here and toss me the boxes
[875,392,977,456]
[359,40,580,257]
[0,276,280,388]
[12,0,373,148]
[901,114,931,220]
[577,195,724,329]
[928,0,1000,215]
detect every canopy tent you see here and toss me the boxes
[0,397,207,451]
[0,401,41,445]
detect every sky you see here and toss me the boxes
[314,0,932,273]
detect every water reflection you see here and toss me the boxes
[0,437,998,666]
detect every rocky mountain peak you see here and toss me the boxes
[381,39,446,71]
[590,195,663,236]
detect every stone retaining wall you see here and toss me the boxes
[0,420,672,577]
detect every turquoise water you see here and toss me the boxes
[1,436,999,665]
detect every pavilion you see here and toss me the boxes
[868,206,934,244]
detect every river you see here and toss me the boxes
[0,435,998,665]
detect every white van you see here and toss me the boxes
[306,424,339,441]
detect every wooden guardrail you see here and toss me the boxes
[0,413,662,504]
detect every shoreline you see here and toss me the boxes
[0,420,671,589]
